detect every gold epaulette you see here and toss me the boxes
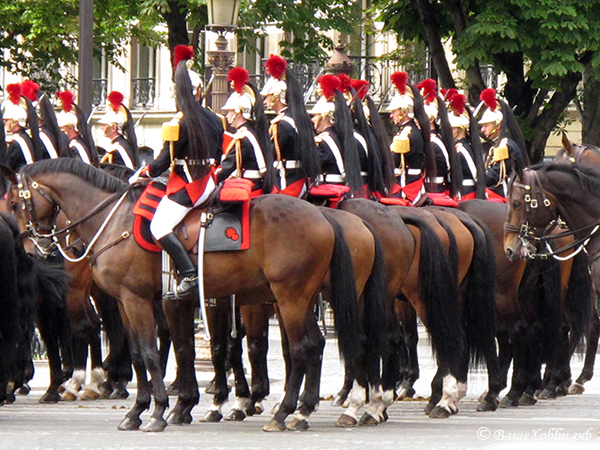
[161,111,184,142]
[216,113,226,130]
[391,127,411,154]
[232,127,247,141]
[491,138,509,163]
[270,112,285,125]
[315,131,329,144]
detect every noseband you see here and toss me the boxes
[503,168,600,260]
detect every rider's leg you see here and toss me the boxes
[150,196,197,297]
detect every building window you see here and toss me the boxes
[93,49,108,107]
[131,42,156,109]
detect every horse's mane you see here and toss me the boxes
[536,161,600,198]
[21,158,127,193]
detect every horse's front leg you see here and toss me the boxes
[163,297,199,425]
[117,295,168,432]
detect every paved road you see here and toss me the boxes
[2,324,600,449]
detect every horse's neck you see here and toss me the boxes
[549,178,600,242]
[44,175,121,240]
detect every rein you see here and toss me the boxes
[17,174,136,263]
[503,168,600,260]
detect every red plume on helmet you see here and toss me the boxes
[390,72,409,95]
[57,91,75,113]
[448,92,466,116]
[265,54,287,80]
[174,44,194,67]
[6,84,22,105]
[21,80,40,102]
[317,74,341,101]
[351,79,369,100]
[107,91,125,113]
[227,67,250,94]
[442,88,458,101]
[417,78,437,105]
[338,73,352,94]
[480,88,498,111]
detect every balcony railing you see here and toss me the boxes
[92,79,107,106]
[132,77,156,109]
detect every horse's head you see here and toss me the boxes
[504,168,559,261]
[556,132,600,168]
[1,165,60,258]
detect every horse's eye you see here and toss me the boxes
[512,201,521,210]
[10,203,17,212]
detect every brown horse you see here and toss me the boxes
[4,158,362,432]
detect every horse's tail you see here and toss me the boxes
[361,220,389,363]
[34,260,73,376]
[402,216,463,370]
[459,216,497,368]
[323,215,363,367]
[565,250,592,354]
[0,216,20,350]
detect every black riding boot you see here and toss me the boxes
[159,233,198,298]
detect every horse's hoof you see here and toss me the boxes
[424,402,435,415]
[263,418,287,432]
[166,383,180,396]
[16,384,30,396]
[60,391,77,402]
[331,394,347,407]
[142,417,168,432]
[358,412,378,426]
[381,410,389,422]
[568,383,585,395]
[57,385,65,394]
[429,406,450,419]
[476,398,498,412]
[555,385,568,397]
[39,391,61,404]
[253,402,264,415]
[117,417,142,431]
[270,402,281,415]
[537,388,555,400]
[98,389,112,399]
[204,380,216,395]
[224,409,246,421]
[167,409,192,425]
[396,386,416,401]
[477,389,489,403]
[518,393,537,406]
[109,389,129,400]
[286,418,309,431]
[499,396,519,408]
[79,389,100,401]
[336,414,357,427]
[201,410,223,422]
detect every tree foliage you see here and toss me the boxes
[374,0,600,160]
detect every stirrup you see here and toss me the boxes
[175,276,198,298]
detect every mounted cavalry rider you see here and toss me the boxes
[418,78,462,200]
[141,44,219,298]
[477,88,528,202]
[1,83,46,170]
[56,90,98,166]
[445,90,486,201]
[260,54,320,197]
[309,74,363,195]
[385,72,434,205]
[21,80,67,160]
[98,91,139,169]
[217,66,274,196]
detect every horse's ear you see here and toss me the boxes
[561,131,572,155]
[0,165,17,185]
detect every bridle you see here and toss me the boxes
[503,168,600,260]
[15,173,135,263]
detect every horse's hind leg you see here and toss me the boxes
[117,296,168,432]
[163,297,199,425]
[286,311,325,431]
[570,303,599,394]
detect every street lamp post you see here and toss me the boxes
[206,0,241,113]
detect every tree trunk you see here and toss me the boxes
[582,62,600,146]
[529,71,581,163]
[441,0,485,102]
[162,1,190,74]
[414,0,455,89]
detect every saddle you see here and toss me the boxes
[307,184,351,208]
[132,178,252,253]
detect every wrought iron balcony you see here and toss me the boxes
[132,77,156,109]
